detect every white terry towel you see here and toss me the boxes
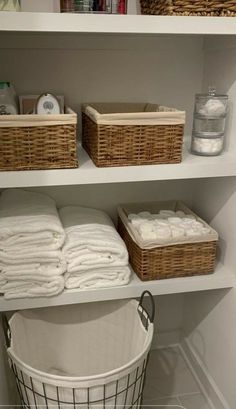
[59,206,129,273]
[0,276,65,299]
[0,189,65,251]
[65,266,131,289]
[0,249,65,266]
[0,260,66,283]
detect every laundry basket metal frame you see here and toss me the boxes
[2,291,155,409]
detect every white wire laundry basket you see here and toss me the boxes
[3,291,155,409]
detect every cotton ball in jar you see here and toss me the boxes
[199,99,226,116]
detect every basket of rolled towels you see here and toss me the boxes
[118,201,218,281]
[0,189,131,300]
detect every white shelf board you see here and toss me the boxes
[0,13,236,35]
[0,263,234,312]
[0,147,236,188]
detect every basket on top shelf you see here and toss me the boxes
[140,0,236,16]
[118,201,218,281]
[0,108,78,171]
[82,103,185,167]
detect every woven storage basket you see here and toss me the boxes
[0,108,78,171]
[118,201,218,281]
[82,103,185,167]
[140,0,236,16]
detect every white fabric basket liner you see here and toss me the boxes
[83,103,186,126]
[118,201,219,250]
[8,299,153,389]
[0,107,77,128]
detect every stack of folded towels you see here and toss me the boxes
[0,189,66,299]
[59,206,131,289]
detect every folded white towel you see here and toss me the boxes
[0,249,65,266]
[60,206,129,273]
[0,261,66,283]
[64,267,131,289]
[0,189,65,251]
[0,276,65,299]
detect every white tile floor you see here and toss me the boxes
[143,346,212,409]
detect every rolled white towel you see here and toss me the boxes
[168,217,182,225]
[171,226,186,239]
[129,215,144,229]
[138,222,154,233]
[186,229,202,238]
[155,220,169,227]
[159,210,176,218]
[138,211,151,219]
[0,189,65,251]
[139,230,157,241]
[0,276,65,299]
[64,267,131,290]
[175,211,185,218]
[155,226,172,242]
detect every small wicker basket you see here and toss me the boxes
[0,108,78,171]
[82,103,185,167]
[118,201,218,281]
[140,0,236,16]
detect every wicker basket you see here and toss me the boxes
[140,0,236,16]
[118,201,218,281]
[82,103,185,167]
[0,108,78,171]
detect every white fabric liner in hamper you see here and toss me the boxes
[83,103,186,126]
[8,299,153,408]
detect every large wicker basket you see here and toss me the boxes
[118,201,218,281]
[0,108,78,171]
[140,0,236,16]
[82,103,185,167]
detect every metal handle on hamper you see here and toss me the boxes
[139,291,155,324]
[2,314,11,348]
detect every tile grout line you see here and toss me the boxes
[145,345,213,408]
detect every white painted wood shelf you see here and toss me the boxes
[0,263,234,312]
[0,12,236,35]
[0,146,236,188]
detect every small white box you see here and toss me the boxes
[20,0,60,13]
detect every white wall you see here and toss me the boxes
[0,34,204,138]
[203,37,236,152]
[183,288,236,409]
[153,294,184,347]
[32,179,194,221]
[183,175,236,409]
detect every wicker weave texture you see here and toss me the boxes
[82,114,184,167]
[118,217,217,281]
[140,0,236,16]
[0,124,78,171]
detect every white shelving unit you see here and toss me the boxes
[0,12,236,35]
[0,12,235,302]
[0,146,236,188]
[1,10,236,408]
[0,262,234,312]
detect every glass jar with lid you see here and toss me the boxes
[191,87,229,157]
